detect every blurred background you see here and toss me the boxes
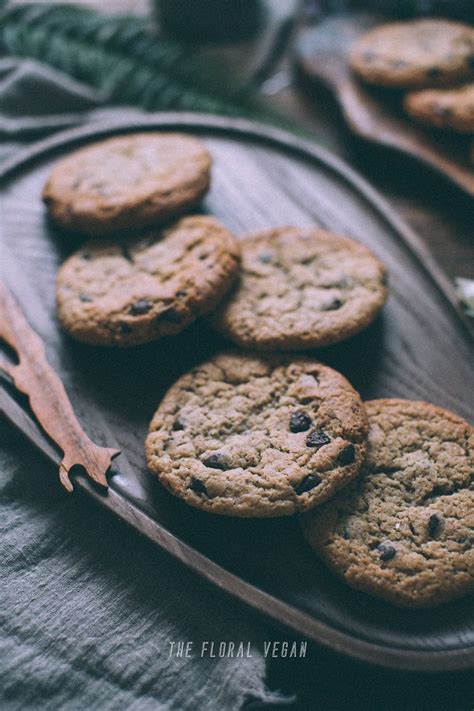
[3,1,473,120]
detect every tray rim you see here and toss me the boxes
[1,112,473,672]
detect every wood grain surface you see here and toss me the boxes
[295,13,474,197]
[1,114,473,671]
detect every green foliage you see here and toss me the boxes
[0,3,280,120]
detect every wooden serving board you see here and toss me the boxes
[1,114,473,672]
[295,13,474,197]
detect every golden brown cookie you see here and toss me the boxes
[350,20,474,89]
[43,133,211,235]
[146,352,368,518]
[208,226,388,351]
[404,83,474,133]
[56,216,240,346]
[301,399,474,608]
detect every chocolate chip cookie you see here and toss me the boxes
[404,83,474,133]
[43,133,211,235]
[350,20,474,89]
[146,352,368,517]
[301,399,474,607]
[56,216,240,346]
[208,227,388,351]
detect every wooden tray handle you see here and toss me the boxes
[0,282,120,492]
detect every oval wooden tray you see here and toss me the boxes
[295,13,474,197]
[1,114,473,672]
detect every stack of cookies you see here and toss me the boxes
[48,133,240,346]
[44,132,473,609]
[349,19,474,135]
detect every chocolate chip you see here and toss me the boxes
[377,543,396,562]
[290,411,312,433]
[294,474,321,495]
[157,307,182,324]
[202,453,229,470]
[342,530,350,540]
[118,323,133,335]
[426,67,442,79]
[338,444,355,465]
[433,105,452,119]
[176,290,187,298]
[258,251,273,264]
[190,478,207,496]
[81,252,91,261]
[306,430,331,448]
[322,298,343,311]
[428,513,442,538]
[199,253,209,260]
[172,418,185,431]
[129,299,152,316]
[79,294,93,303]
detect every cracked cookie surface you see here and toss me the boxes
[208,227,387,351]
[404,83,474,133]
[301,399,474,607]
[145,352,368,517]
[350,20,474,89]
[43,132,211,235]
[56,216,240,346]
